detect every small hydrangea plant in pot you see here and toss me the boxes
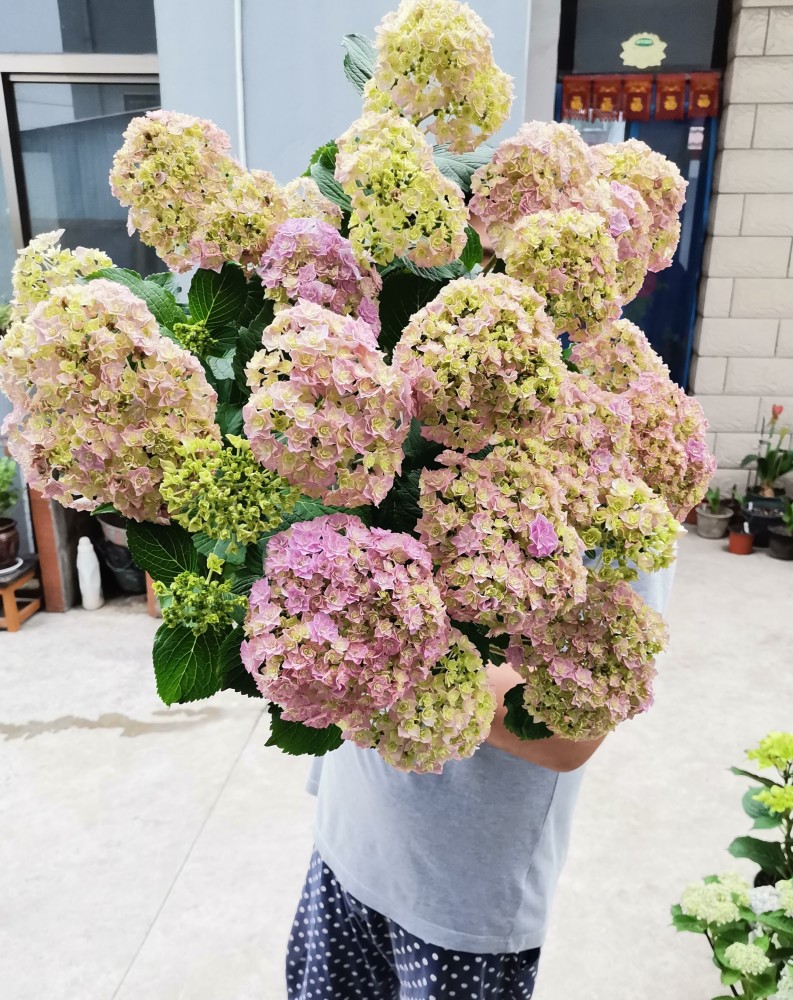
[0,455,20,570]
[697,487,732,540]
[768,501,793,561]
[672,732,793,998]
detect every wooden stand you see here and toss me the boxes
[0,558,42,632]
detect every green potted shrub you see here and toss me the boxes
[0,455,20,570]
[672,732,793,998]
[696,487,732,539]
[741,405,792,547]
[768,500,793,561]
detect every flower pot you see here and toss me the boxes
[0,517,20,569]
[97,512,129,548]
[742,503,784,548]
[746,487,786,503]
[768,525,793,561]
[728,530,754,555]
[684,507,698,526]
[695,505,732,539]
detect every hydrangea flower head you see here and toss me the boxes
[723,942,772,977]
[622,372,715,520]
[469,121,594,254]
[154,570,247,635]
[777,963,793,1000]
[283,176,343,229]
[754,785,793,816]
[747,731,793,771]
[241,514,452,728]
[335,110,468,267]
[0,279,219,521]
[10,229,112,321]
[417,446,587,634]
[591,138,687,273]
[257,218,382,334]
[680,876,749,926]
[371,0,513,152]
[243,301,412,506]
[570,318,669,387]
[778,880,793,919]
[160,435,299,547]
[346,631,496,773]
[502,209,621,336]
[507,576,668,739]
[393,274,566,452]
[748,884,780,916]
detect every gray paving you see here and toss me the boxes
[1,530,791,999]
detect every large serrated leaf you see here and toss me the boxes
[399,256,466,282]
[90,267,185,330]
[460,226,483,272]
[433,145,493,192]
[503,684,554,741]
[188,264,248,329]
[731,766,780,790]
[265,704,343,757]
[218,628,261,699]
[342,33,376,95]
[309,161,351,213]
[728,835,786,876]
[127,522,201,584]
[152,623,224,704]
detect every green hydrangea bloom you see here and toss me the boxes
[172,321,212,357]
[680,874,749,926]
[754,785,793,816]
[723,941,771,977]
[747,732,793,771]
[778,880,793,919]
[160,435,299,546]
[154,570,246,635]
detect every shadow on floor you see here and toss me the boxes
[0,707,225,741]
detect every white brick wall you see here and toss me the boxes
[694,1,793,486]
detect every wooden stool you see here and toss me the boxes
[0,557,42,632]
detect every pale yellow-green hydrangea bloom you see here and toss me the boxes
[680,874,750,926]
[335,110,468,267]
[748,732,793,771]
[754,785,793,816]
[778,880,793,918]
[10,229,112,321]
[154,570,247,636]
[160,435,299,547]
[346,632,496,774]
[370,0,513,152]
[282,176,343,229]
[723,942,772,977]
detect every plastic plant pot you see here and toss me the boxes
[768,525,793,561]
[728,530,754,556]
[695,505,732,539]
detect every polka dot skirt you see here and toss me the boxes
[286,849,541,1000]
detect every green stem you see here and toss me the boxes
[705,932,740,998]
[480,254,499,275]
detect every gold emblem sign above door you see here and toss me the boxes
[620,33,668,69]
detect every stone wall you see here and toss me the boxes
[692,0,793,493]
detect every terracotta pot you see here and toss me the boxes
[684,507,698,526]
[0,517,20,569]
[768,526,793,561]
[728,530,754,555]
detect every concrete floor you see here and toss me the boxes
[1,530,791,1000]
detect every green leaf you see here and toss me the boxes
[433,145,493,192]
[728,835,787,876]
[757,911,793,936]
[342,33,375,95]
[460,225,483,272]
[152,623,224,704]
[216,402,244,438]
[192,533,247,567]
[377,270,444,359]
[731,766,781,790]
[399,256,466,282]
[218,628,261,698]
[309,161,351,213]
[265,703,343,757]
[754,966,782,998]
[146,271,181,295]
[374,467,422,535]
[237,277,266,328]
[503,684,554,741]
[719,969,741,986]
[670,904,707,934]
[207,350,236,381]
[91,502,121,517]
[127,522,200,585]
[188,264,248,329]
[740,454,760,468]
[90,267,185,330]
[743,787,783,829]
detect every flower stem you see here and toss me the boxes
[705,931,740,997]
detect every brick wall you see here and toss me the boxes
[692,0,793,494]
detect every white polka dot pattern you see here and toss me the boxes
[286,850,540,1000]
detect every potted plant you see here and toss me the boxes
[768,500,793,561]
[0,454,20,570]
[740,405,792,547]
[672,732,793,997]
[696,487,732,539]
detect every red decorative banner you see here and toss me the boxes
[592,75,623,120]
[656,73,687,120]
[689,71,720,117]
[562,76,591,120]
[623,75,653,121]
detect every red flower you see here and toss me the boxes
[772,404,784,422]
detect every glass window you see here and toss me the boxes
[14,80,163,272]
[0,0,156,54]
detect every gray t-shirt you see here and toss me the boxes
[308,565,675,954]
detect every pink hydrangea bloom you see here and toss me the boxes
[417,446,587,635]
[243,301,412,507]
[393,274,566,453]
[241,514,452,729]
[570,318,669,387]
[507,575,669,740]
[622,372,716,520]
[590,138,687,273]
[0,279,219,521]
[257,218,382,334]
[469,121,595,255]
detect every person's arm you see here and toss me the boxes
[485,662,605,772]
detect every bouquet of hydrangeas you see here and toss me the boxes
[0,0,715,773]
